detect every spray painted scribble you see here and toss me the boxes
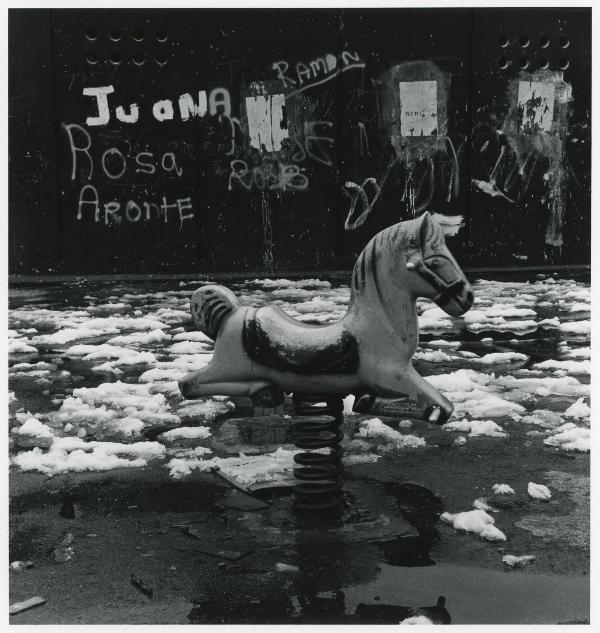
[472,70,573,248]
[344,61,460,230]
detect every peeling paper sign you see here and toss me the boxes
[245,93,289,152]
[517,81,555,133]
[399,80,438,137]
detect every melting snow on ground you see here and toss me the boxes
[8,275,591,479]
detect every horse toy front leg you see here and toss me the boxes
[353,365,454,424]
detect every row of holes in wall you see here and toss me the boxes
[86,51,168,66]
[85,27,167,43]
[497,56,570,70]
[498,34,569,49]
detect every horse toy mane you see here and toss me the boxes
[179,212,474,424]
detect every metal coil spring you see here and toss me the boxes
[291,393,345,512]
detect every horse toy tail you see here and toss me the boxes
[190,285,239,341]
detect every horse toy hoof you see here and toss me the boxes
[178,212,474,424]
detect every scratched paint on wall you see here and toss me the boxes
[517,81,555,133]
[398,80,438,137]
[245,93,289,152]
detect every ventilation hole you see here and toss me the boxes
[86,51,98,65]
[133,53,146,66]
[497,56,509,69]
[85,27,98,40]
[156,29,168,43]
[539,35,550,48]
[560,36,570,49]
[519,35,530,48]
[109,51,122,66]
[519,57,529,69]
[155,53,168,66]
[559,57,570,70]
[498,34,510,48]
[538,57,550,70]
[109,28,122,42]
[132,28,144,42]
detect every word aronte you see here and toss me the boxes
[82,85,231,126]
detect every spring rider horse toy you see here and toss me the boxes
[179,212,474,511]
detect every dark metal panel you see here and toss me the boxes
[8,9,60,274]
[469,8,591,267]
[336,8,474,266]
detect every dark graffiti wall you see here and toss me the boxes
[8,8,591,275]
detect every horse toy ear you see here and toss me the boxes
[418,211,439,248]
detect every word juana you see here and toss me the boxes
[272,50,365,94]
[82,85,231,126]
[77,186,194,230]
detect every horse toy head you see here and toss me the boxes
[179,211,473,425]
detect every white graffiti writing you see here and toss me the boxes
[228,159,308,192]
[82,85,231,126]
[272,50,365,98]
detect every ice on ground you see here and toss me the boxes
[532,359,590,374]
[73,381,168,412]
[453,436,467,446]
[248,278,331,289]
[441,509,506,541]
[171,331,212,343]
[569,302,590,312]
[176,398,235,421]
[160,426,212,441]
[343,394,357,415]
[561,346,590,360]
[414,349,453,362]
[502,554,535,567]
[400,615,434,625]
[473,498,496,512]
[13,418,54,438]
[428,339,461,348]
[167,446,297,482]
[167,341,212,354]
[108,329,172,345]
[515,409,564,429]
[9,339,38,354]
[544,425,590,452]
[12,437,166,475]
[442,418,507,438]
[492,484,515,495]
[559,320,591,335]
[564,397,590,419]
[474,352,528,365]
[528,482,552,500]
[355,418,426,450]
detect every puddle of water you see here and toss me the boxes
[342,562,589,624]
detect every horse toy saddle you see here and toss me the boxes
[179,212,474,424]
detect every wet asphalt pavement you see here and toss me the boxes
[8,274,590,624]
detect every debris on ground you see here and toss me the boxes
[492,484,515,495]
[215,489,269,512]
[528,482,552,500]
[275,562,299,573]
[502,554,536,568]
[130,574,153,599]
[53,532,75,562]
[10,596,46,615]
[177,535,254,561]
[9,560,34,572]
[441,509,506,541]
